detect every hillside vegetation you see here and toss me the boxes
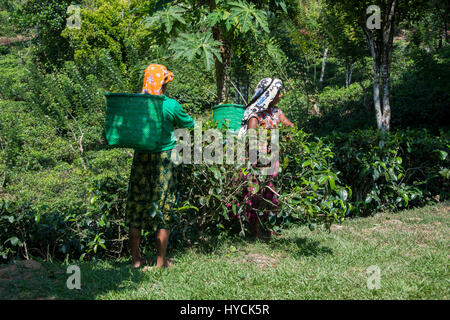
[0,0,448,265]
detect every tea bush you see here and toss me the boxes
[325,128,449,216]
[0,122,352,261]
[0,175,129,261]
[1,124,448,262]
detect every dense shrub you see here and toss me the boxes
[12,0,74,69]
[277,127,351,227]
[325,128,449,216]
[176,124,350,239]
[390,47,450,133]
[305,82,375,135]
[1,123,448,262]
[0,175,128,261]
[0,51,28,101]
[0,123,352,262]
[163,63,217,114]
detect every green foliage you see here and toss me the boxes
[325,128,449,216]
[0,101,72,174]
[288,0,326,65]
[278,127,351,229]
[174,123,347,238]
[24,61,106,156]
[12,0,74,69]
[320,1,366,65]
[63,0,155,71]
[0,174,129,261]
[307,82,372,133]
[0,0,19,38]
[163,61,217,114]
[228,1,270,35]
[0,122,350,261]
[1,0,449,266]
[390,46,450,131]
[0,51,28,101]
[141,0,295,102]
[170,32,223,71]
[143,5,186,34]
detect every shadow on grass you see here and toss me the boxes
[268,236,333,259]
[1,259,150,300]
[2,236,333,299]
[2,230,333,299]
[166,224,334,260]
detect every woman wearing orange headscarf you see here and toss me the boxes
[126,64,194,270]
[142,64,174,95]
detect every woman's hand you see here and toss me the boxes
[279,113,294,127]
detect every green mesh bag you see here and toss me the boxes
[213,104,245,132]
[105,93,165,151]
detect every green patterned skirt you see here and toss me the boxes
[125,150,180,231]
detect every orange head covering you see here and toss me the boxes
[142,64,174,95]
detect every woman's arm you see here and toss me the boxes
[279,113,294,127]
[248,117,258,130]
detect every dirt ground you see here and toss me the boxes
[0,260,59,300]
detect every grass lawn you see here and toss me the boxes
[1,201,449,300]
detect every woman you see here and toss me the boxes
[126,64,194,270]
[239,78,294,238]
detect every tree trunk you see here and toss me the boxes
[373,65,383,130]
[443,18,449,44]
[235,77,240,104]
[345,61,354,88]
[345,62,349,88]
[435,3,449,45]
[319,47,328,84]
[210,0,231,104]
[379,0,396,132]
[244,78,249,104]
[363,0,397,132]
[215,43,231,103]
[213,43,231,104]
[212,36,229,103]
[348,63,354,87]
[367,35,383,131]
[345,60,354,88]
[358,81,371,113]
[380,63,391,132]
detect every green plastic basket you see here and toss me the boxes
[213,104,245,132]
[105,93,167,151]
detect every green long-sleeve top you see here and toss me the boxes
[150,95,195,153]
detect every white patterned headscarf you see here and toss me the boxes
[238,78,283,136]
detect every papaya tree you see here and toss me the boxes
[141,0,296,104]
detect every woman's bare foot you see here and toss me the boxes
[131,257,155,269]
[142,258,174,271]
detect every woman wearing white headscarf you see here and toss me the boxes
[239,78,293,135]
[238,78,294,238]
